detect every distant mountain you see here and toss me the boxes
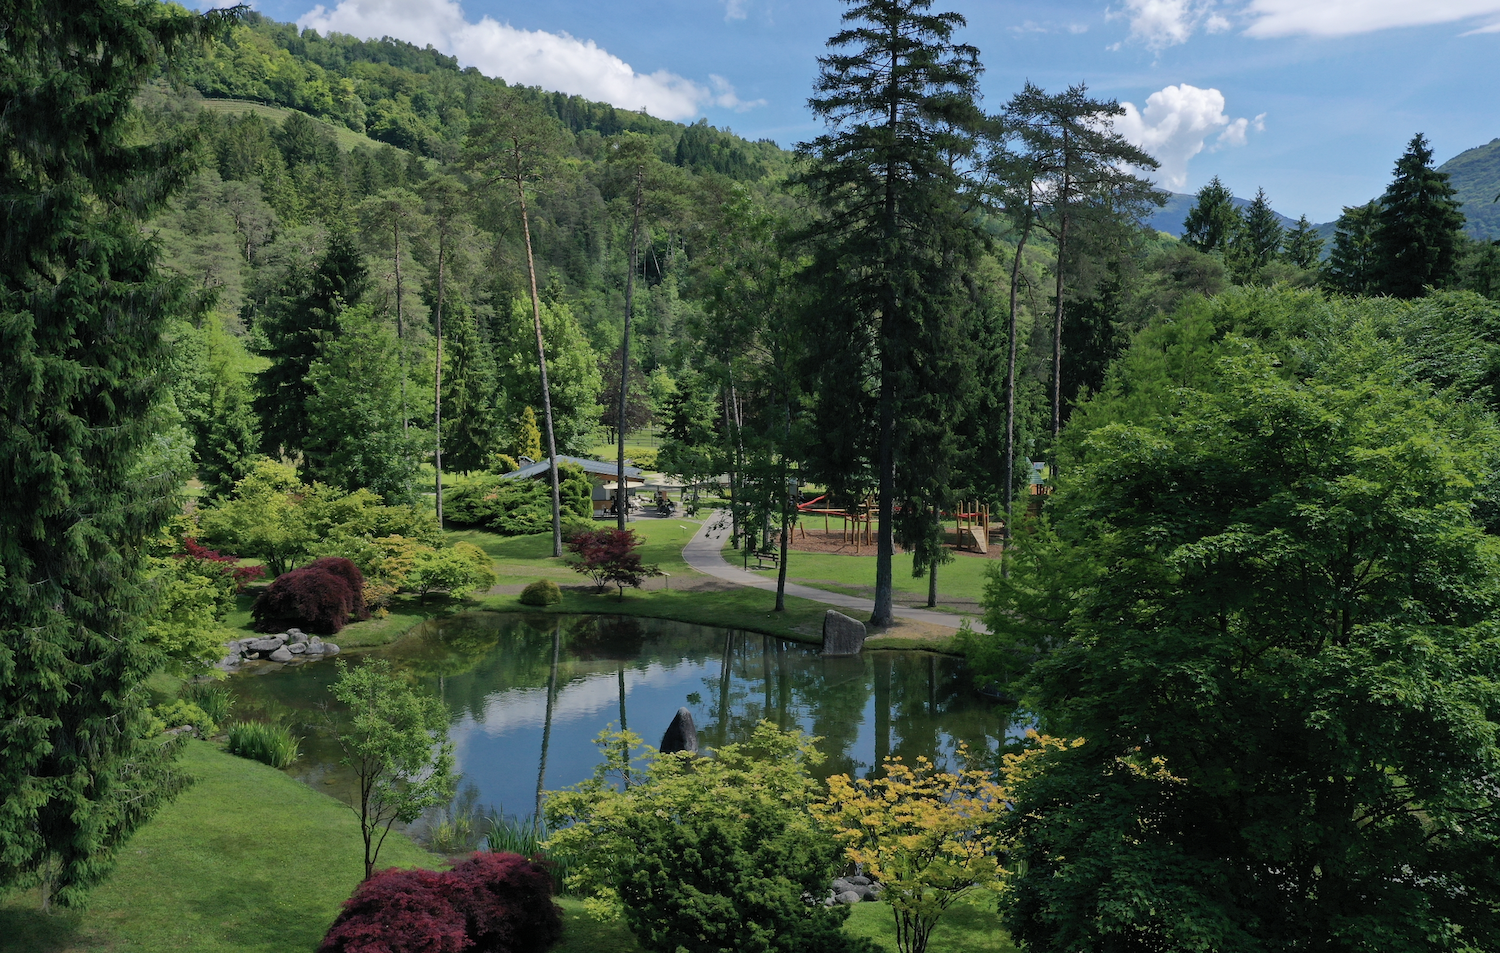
[1144,192,1300,238]
[1438,137,1500,240]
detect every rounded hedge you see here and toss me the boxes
[518,579,562,606]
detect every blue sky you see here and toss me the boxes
[234,0,1500,223]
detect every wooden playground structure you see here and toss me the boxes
[952,501,993,554]
[796,494,878,551]
[792,495,1001,556]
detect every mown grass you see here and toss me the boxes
[740,542,997,615]
[0,740,439,953]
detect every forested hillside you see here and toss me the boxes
[1439,136,1500,239]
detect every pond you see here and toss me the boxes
[226,612,1022,828]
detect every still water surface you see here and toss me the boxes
[228,612,1021,820]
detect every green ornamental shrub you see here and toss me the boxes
[153,700,217,737]
[226,721,302,768]
[518,579,562,606]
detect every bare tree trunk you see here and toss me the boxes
[394,221,407,434]
[434,231,445,527]
[514,146,564,558]
[1005,192,1034,569]
[928,508,939,608]
[619,169,644,531]
[1051,131,1072,473]
[872,39,900,629]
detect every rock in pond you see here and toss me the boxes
[659,707,699,755]
[821,610,866,656]
[268,647,294,663]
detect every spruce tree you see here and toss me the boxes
[0,0,231,908]
[1229,187,1284,278]
[796,0,986,627]
[1373,132,1466,298]
[255,230,367,460]
[1182,176,1239,254]
[1283,215,1325,269]
[440,300,500,473]
[1323,201,1381,295]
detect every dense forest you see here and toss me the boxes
[5,1,1500,947]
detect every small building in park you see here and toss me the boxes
[502,455,645,518]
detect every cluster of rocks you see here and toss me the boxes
[221,628,340,669]
[816,874,883,906]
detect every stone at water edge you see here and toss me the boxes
[288,643,307,654]
[322,643,340,656]
[268,647,294,663]
[821,610,866,656]
[659,707,699,754]
[247,636,286,654]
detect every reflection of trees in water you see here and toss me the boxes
[567,615,648,660]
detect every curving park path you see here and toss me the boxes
[681,512,990,634]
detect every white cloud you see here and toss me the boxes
[1115,84,1259,189]
[723,0,748,21]
[1012,19,1090,34]
[297,0,756,121]
[1110,0,1223,50]
[1241,0,1500,37]
[709,75,767,111]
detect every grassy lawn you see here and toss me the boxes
[845,893,1017,953]
[736,543,996,615]
[0,740,439,953]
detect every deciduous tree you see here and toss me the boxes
[329,659,456,880]
[997,295,1500,951]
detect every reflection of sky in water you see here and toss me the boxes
[231,613,1023,822]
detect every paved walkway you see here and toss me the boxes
[682,512,989,634]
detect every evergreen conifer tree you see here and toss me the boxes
[1182,176,1239,254]
[0,0,232,908]
[440,300,501,473]
[255,230,367,459]
[1228,187,1284,277]
[1373,132,1466,298]
[1283,214,1324,269]
[1324,201,1381,295]
[796,0,986,626]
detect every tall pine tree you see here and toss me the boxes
[0,0,231,908]
[1373,132,1466,299]
[797,0,986,627]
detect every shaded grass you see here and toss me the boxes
[0,740,440,953]
[844,893,1018,953]
[196,99,398,155]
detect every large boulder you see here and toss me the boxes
[821,610,866,656]
[247,636,287,655]
[659,707,699,755]
[268,646,294,663]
